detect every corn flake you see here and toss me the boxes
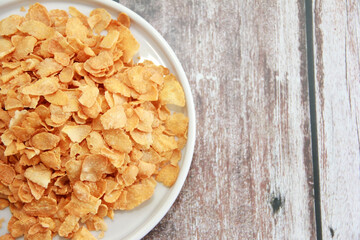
[0,39,15,59]
[159,74,186,106]
[66,17,88,43]
[78,85,99,108]
[64,159,82,182]
[62,124,92,143]
[152,131,177,153]
[89,8,112,34]
[138,161,156,178]
[86,131,105,153]
[26,3,51,26]
[165,112,189,136]
[130,129,153,149]
[27,229,52,240]
[100,30,120,49]
[12,36,37,60]
[36,58,63,77]
[59,66,74,83]
[45,90,68,106]
[0,199,9,210]
[0,15,23,36]
[115,178,156,210]
[31,132,60,150]
[84,51,113,73]
[100,105,126,130]
[23,197,57,217]
[118,24,139,63]
[62,90,80,112]
[39,150,61,170]
[80,154,108,182]
[64,194,101,217]
[58,215,80,237]
[68,7,89,28]
[0,4,188,239]
[0,163,15,186]
[27,180,45,200]
[117,12,130,28]
[156,164,180,187]
[18,20,55,40]
[122,165,138,186]
[103,129,132,153]
[24,164,52,188]
[21,77,60,96]
[72,227,97,240]
[54,52,71,66]
[18,183,34,203]
[73,181,91,202]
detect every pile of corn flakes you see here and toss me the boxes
[0,3,188,239]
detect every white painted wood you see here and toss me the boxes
[313,0,360,238]
[119,0,316,239]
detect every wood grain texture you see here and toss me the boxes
[313,0,360,239]
[118,0,316,239]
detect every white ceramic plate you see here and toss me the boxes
[0,0,196,239]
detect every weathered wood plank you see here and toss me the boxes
[313,0,360,239]
[119,0,315,238]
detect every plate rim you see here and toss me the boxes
[0,0,196,239]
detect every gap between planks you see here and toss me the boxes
[305,0,323,239]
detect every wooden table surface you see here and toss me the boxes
[116,0,360,239]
